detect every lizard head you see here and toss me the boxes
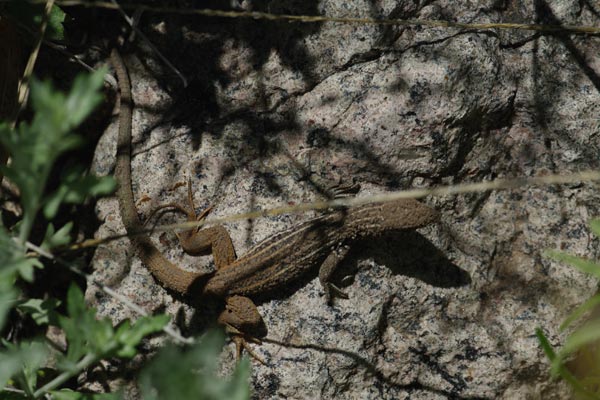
[218,295,267,338]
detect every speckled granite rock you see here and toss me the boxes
[89,0,600,398]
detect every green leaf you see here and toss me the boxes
[114,315,169,358]
[227,357,251,400]
[29,80,85,145]
[0,340,48,394]
[535,328,597,398]
[44,167,115,219]
[64,68,106,128]
[0,222,27,274]
[65,284,86,320]
[0,348,25,390]
[559,319,600,360]
[0,68,105,242]
[0,224,27,329]
[58,285,99,367]
[560,295,600,331]
[17,298,60,325]
[544,250,600,280]
[41,223,73,250]
[3,3,65,42]
[14,257,43,283]
[15,341,48,395]
[139,329,251,400]
[56,284,167,376]
[0,391,29,399]
[0,281,18,333]
[540,221,600,399]
[47,5,66,41]
[51,389,122,400]
[536,328,557,363]
[590,219,600,238]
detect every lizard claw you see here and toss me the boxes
[326,282,349,305]
[233,335,267,365]
[184,176,215,231]
[143,202,192,227]
[149,178,213,236]
[196,204,213,222]
[220,296,268,364]
[328,181,361,199]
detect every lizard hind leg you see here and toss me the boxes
[143,178,217,250]
[143,202,194,227]
[141,177,207,229]
[181,176,215,234]
[166,178,236,266]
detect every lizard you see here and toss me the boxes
[110,49,440,361]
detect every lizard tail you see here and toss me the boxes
[111,49,208,295]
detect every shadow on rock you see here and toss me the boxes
[344,230,470,289]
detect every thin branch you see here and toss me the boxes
[68,169,600,251]
[7,0,600,35]
[24,241,193,345]
[15,0,55,121]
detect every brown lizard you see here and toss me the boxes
[111,49,440,360]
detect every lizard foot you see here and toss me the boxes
[325,282,349,305]
[328,181,361,199]
[142,177,214,238]
[143,202,193,226]
[232,335,266,365]
[219,296,268,364]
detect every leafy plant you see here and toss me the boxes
[0,65,112,328]
[0,48,250,400]
[1,284,169,399]
[0,67,149,398]
[0,70,110,243]
[139,330,251,400]
[2,1,66,41]
[538,219,600,399]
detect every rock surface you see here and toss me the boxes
[90,1,600,398]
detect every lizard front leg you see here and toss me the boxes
[218,295,267,364]
[319,244,352,304]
